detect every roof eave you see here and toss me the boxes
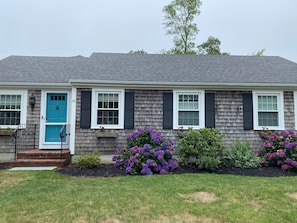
[69,79,297,90]
[0,82,71,89]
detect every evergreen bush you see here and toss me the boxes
[177,128,225,171]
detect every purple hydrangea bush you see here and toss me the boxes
[257,130,297,171]
[112,128,178,175]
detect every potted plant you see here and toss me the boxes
[96,126,118,138]
[177,126,188,137]
[0,128,14,136]
[258,127,274,142]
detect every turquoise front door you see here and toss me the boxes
[45,93,67,142]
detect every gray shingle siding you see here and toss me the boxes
[74,89,296,155]
[215,91,260,148]
[74,89,176,155]
[284,91,295,130]
[1,88,295,157]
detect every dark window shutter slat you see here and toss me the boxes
[163,92,173,129]
[243,92,253,130]
[124,92,134,129]
[205,93,215,128]
[80,90,92,129]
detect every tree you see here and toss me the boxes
[252,49,265,56]
[128,50,147,54]
[163,0,202,54]
[197,36,229,55]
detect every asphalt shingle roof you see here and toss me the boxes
[0,53,297,87]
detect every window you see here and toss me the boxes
[0,90,27,128]
[253,91,284,130]
[173,90,205,129]
[91,89,124,129]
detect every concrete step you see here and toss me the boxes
[17,149,70,160]
[10,159,69,167]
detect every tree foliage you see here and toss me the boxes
[128,50,147,54]
[163,0,202,54]
[252,49,265,56]
[197,36,229,55]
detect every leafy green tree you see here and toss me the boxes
[163,0,202,54]
[252,49,265,56]
[128,50,147,54]
[197,36,229,55]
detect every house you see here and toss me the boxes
[1,53,297,162]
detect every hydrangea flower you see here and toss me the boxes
[258,130,297,171]
[113,128,178,175]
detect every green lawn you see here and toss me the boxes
[0,169,297,223]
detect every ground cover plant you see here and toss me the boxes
[177,128,225,171]
[75,152,101,168]
[223,140,261,169]
[1,169,297,223]
[112,128,178,175]
[258,130,297,171]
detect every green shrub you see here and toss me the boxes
[177,128,225,171]
[76,152,101,168]
[223,140,261,169]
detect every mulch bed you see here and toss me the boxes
[1,162,296,177]
[56,163,297,178]
[0,162,10,170]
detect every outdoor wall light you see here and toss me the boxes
[29,95,36,108]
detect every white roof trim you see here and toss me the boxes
[69,79,297,90]
[0,82,71,88]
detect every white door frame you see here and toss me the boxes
[39,90,71,149]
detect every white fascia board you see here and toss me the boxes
[0,82,71,89]
[69,79,297,90]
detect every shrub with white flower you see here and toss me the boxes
[112,128,178,175]
[258,130,297,171]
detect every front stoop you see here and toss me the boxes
[10,149,71,167]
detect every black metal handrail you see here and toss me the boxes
[11,127,19,160]
[59,124,67,159]
[11,124,38,160]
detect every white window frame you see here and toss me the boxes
[91,89,124,129]
[253,91,284,130]
[173,90,205,130]
[0,90,28,128]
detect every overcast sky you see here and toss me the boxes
[1,0,296,62]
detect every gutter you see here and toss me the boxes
[69,79,297,91]
[0,82,71,89]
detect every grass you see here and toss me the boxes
[0,170,297,223]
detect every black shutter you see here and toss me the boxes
[243,92,253,130]
[124,92,134,129]
[205,93,215,128]
[80,90,92,129]
[163,92,173,129]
